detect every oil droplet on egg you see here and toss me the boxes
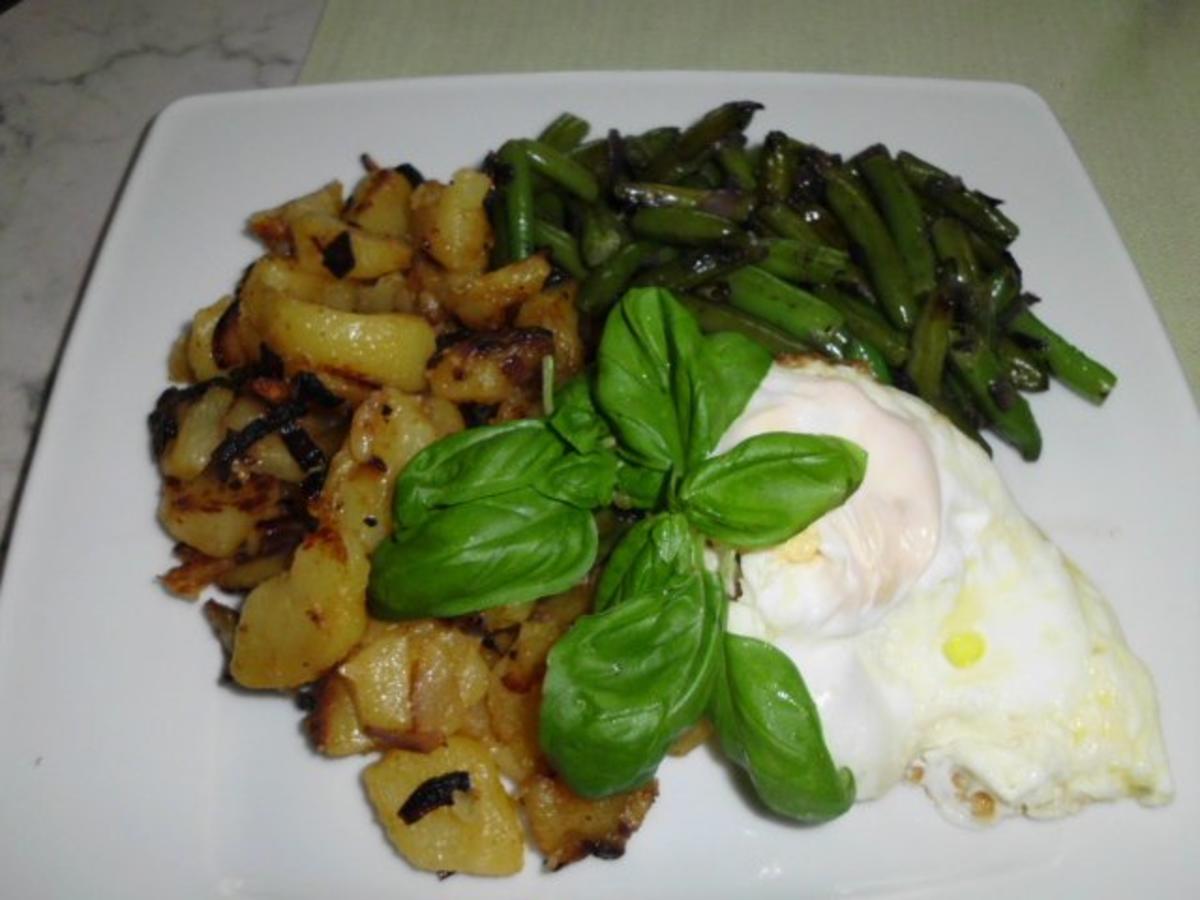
[943,631,987,668]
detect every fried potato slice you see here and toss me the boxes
[158,471,289,559]
[409,169,492,274]
[440,255,551,330]
[241,282,435,392]
[249,180,344,255]
[515,280,585,381]
[521,775,658,871]
[346,166,414,238]
[186,296,235,381]
[159,385,236,480]
[364,736,524,876]
[308,673,376,758]
[292,212,414,281]
[230,525,369,689]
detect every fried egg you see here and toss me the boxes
[719,359,1172,825]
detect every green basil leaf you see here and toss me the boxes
[540,558,723,797]
[370,487,596,618]
[535,449,617,509]
[594,512,694,612]
[393,419,566,528]
[595,287,701,471]
[711,633,856,823]
[678,432,866,548]
[548,375,612,454]
[680,330,772,469]
[614,454,669,509]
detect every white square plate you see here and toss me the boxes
[1,72,1196,899]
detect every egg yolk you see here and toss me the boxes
[943,631,987,668]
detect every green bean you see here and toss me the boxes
[897,151,1019,246]
[758,131,795,205]
[498,141,535,260]
[725,266,849,358]
[579,202,627,267]
[624,127,680,173]
[521,139,600,203]
[645,101,763,182]
[685,160,725,189]
[578,241,658,314]
[760,238,853,287]
[847,337,893,383]
[984,265,1021,317]
[905,288,954,401]
[635,245,765,292]
[815,286,909,367]
[533,219,588,280]
[614,181,753,222]
[825,166,917,330]
[715,137,757,191]
[940,373,992,454]
[796,201,851,251]
[950,340,1042,460]
[857,145,937,298]
[967,229,1009,271]
[537,112,590,153]
[756,202,825,245]
[629,206,745,246]
[533,191,566,229]
[931,216,982,284]
[998,338,1049,392]
[678,295,809,356]
[1007,308,1116,403]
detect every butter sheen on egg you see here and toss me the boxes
[719,359,1172,825]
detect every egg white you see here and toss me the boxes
[720,359,1172,825]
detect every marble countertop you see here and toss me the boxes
[0,0,325,571]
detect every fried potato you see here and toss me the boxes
[248,180,344,255]
[515,280,585,381]
[308,673,376,757]
[346,166,414,238]
[441,254,551,330]
[428,327,554,421]
[241,283,435,391]
[230,525,369,689]
[485,670,544,782]
[364,736,524,876]
[292,213,414,281]
[186,296,235,381]
[409,169,492,274]
[159,385,235,480]
[521,775,657,871]
[158,471,288,559]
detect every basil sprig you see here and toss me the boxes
[367,286,867,823]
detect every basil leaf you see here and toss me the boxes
[548,375,612,454]
[535,449,617,509]
[540,558,722,797]
[678,432,866,548]
[680,330,772,469]
[595,287,701,471]
[711,633,856,823]
[393,419,566,528]
[595,512,694,612]
[614,454,669,509]
[369,487,596,618]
